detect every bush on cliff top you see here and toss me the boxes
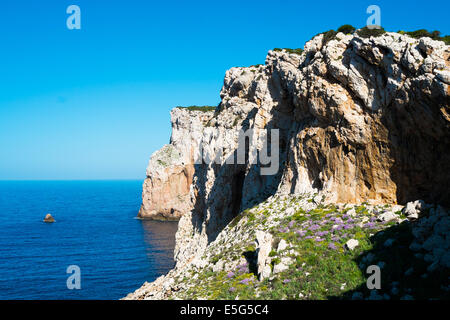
[357,26,386,38]
[176,105,216,112]
[398,29,450,45]
[273,48,304,55]
[337,24,356,35]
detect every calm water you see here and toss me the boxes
[0,180,178,300]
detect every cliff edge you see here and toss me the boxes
[128,29,450,299]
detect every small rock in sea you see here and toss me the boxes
[43,214,55,223]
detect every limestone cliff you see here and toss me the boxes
[138,108,214,220]
[174,31,450,265]
[128,30,449,299]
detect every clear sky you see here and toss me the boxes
[0,0,448,180]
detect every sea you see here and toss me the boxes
[0,180,178,300]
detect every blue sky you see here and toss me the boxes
[0,0,448,180]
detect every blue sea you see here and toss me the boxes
[0,180,178,300]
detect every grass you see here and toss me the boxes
[176,196,449,300]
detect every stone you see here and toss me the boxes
[377,211,398,223]
[255,230,273,280]
[273,263,289,274]
[402,200,426,220]
[277,239,288,252]
[285,207,295,215]
[345,239,359,251]
[43,214,55,223]
[347,208,356,217]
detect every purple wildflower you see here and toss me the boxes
[328,243,337,250]
[279,227,289,233]
[237,263,249,273]
[226,271,234,278]
[240,278,251,285]
[229,287,236,292]
[288,221,295,228]
[296,230,306,237]
[315,237,324,242]
[283,279,291,284]
[317,231,329,237]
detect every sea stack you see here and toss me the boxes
[43,214,55,223]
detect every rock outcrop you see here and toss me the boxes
[128,30,449,299]
[43,214,55,223]
[175,31,450,265]
[138,108,214,220]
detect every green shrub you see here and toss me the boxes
[321,30,338,44]
[337,24,356,34]
[273,48,304,55]
[442,35,450,45]
[176,106,216,112]
[396,29,449,45]
[357,26,386,38]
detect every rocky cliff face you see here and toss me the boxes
[130,30,449,299]
[138,108,214,220]
[174,31,450,265]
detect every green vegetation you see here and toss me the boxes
[176,105,216,112]
[337,24,356,35]
[357,26,386,38]
[273,48,304,55]
[398,29,450,45]
[157,159,167,167]
[172,194,449,300]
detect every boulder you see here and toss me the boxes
[402,200,427,220]
[345,239,359,251]
[255,231,273,281]
[43,214,55,223]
